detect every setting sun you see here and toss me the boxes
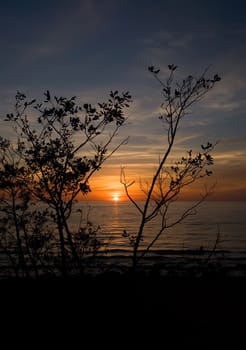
[112,195,120,202]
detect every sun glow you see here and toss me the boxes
[112,195,120,202]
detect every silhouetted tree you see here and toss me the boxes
[0,136,31,276]
[1,90,131,277]
[121,65,221,271]
[0,137,54,277]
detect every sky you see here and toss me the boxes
[0,0,246,201]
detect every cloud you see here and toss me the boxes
[17,0,112,64]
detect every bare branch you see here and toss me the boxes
[120,167,143,214]
[122,65,221,270]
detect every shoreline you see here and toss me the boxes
[1,247,246,279]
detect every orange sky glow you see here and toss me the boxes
[81,151,246,202]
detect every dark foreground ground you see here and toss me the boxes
[1,272,246,348]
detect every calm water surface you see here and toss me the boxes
[1,200,245,275]
[73,201,246,259]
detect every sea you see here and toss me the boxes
[71,200,246,274]
[1,200,246,276]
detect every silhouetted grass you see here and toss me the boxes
[1,272,246,346]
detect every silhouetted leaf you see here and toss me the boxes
[44,90,51,102]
